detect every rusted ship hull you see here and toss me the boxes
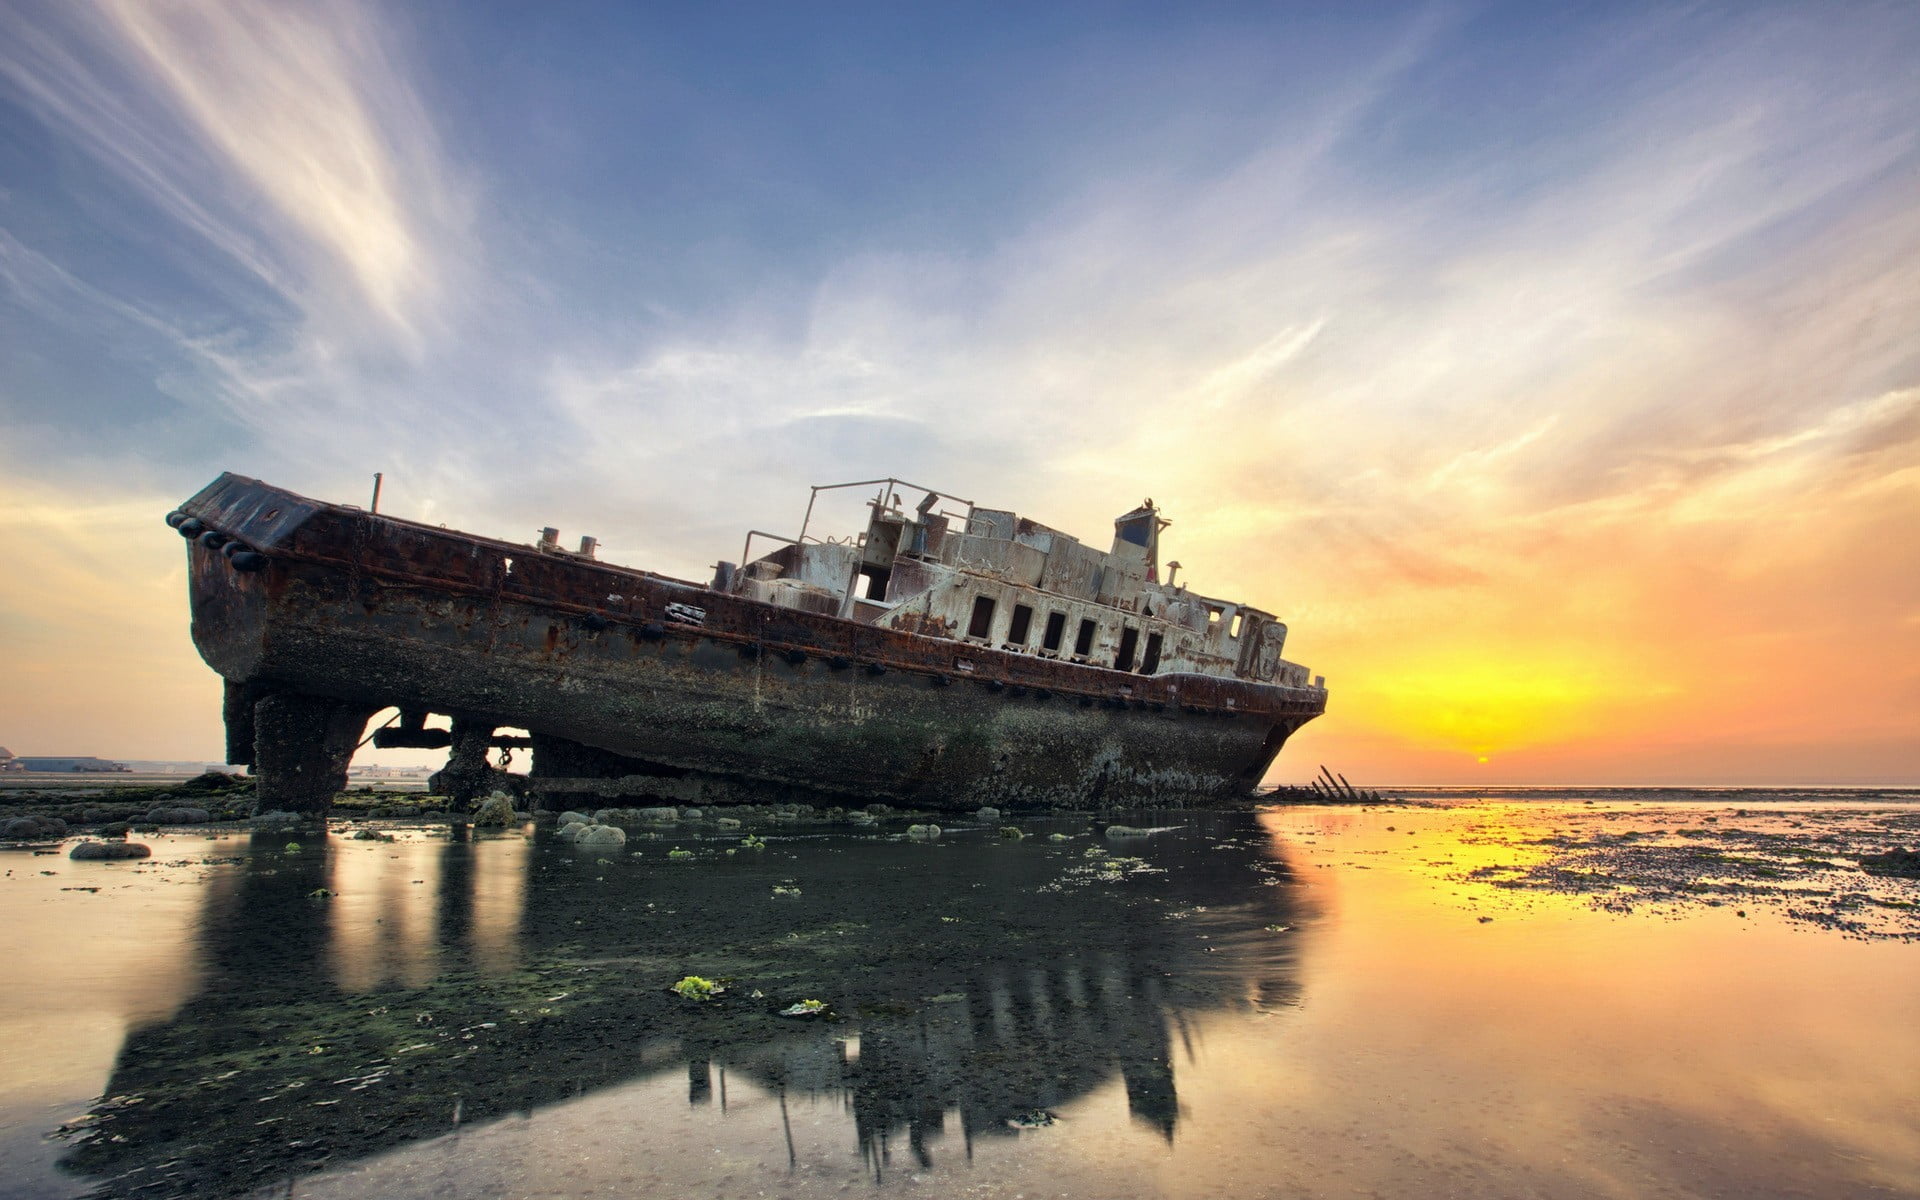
[175,474,1325,812]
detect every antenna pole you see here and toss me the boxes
[799,486,820,543]
[370,472,384,514]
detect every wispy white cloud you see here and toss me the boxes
[1188,320,1327,411]
[0,0,468,353]
[517,14,1920,594]
[1424,417,1560,493]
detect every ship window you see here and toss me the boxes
[1041,611,1067,652]
[1007,604,1034,646]
[1141,632,1163,675]
[1115,626,1139,672]
[855,565,890,600]
[1229,612,1244,639]
[968,595,996,639]
[1073,618,1097,658]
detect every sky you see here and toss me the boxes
[1,1,1916,785]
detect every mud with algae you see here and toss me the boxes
[34,811,1306,1198]
[1444,802,1920,939]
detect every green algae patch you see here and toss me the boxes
[671,975,723,1001]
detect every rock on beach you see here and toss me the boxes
[70,840,152,860]
[472,792,519,827]
[2,816,69,840]
[573,824,627,847]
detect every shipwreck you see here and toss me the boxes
[168,474,1327,814]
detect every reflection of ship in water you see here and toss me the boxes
[705,938,1198,1177]
[61,813,1308,1196]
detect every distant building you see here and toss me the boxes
[0,746,19,772]
[348,765,432,779]
[16,756,132,773]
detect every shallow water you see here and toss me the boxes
[1,799,1916,1199]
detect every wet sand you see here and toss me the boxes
[1,794,1916,1198]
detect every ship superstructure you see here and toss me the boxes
[726,479,1311,690]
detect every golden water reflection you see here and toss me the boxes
[1232,802,1920,1199]
[327,830,528,992]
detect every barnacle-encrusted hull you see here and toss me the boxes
[176,474,1325,811]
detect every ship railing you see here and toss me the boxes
[796,477,975,544]
[737,529,801,579]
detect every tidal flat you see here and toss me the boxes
[1,794,1916,1199]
